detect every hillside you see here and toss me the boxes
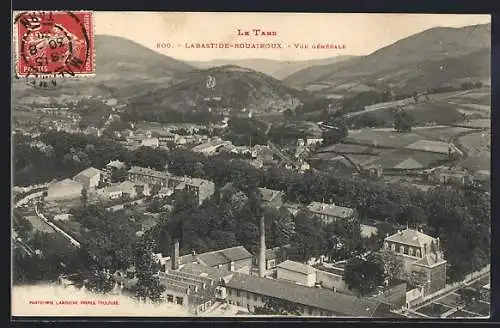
[93,35,193,78]
[126,65,312,116]
[13,35,195,100]
[188,56,353,80]
[283,23,491,95]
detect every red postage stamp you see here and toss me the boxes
[13,11,95,78]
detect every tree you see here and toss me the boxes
[283,108,294,121]
[321,125,348,146]
[132,240,165,303]
[254,297,301,316]
[405,270,428,290]
[110,167,129,183]
[86,266,115,294]
[343,253,385,297]
[379,248,404,284]
[394,109,413,132]
[81,188,88,208]
[457,288,480,306]
[292,211,325,261]
[272,207,296,246]
[173,190,198,214]
[146,198,163,213]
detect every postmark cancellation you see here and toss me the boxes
[13,11,95,79]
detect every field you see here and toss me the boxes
[25,215,55,233]
[456,131,490,172]
[317,143,376,154]
[413,126,475,142]
[354,149,447,169]
[458,132,490,156]
[464,301,490,317]
[345,129,424,148]
[447,90,491,106]
[435,293,462,308]
[449,310,481,318]
[349,101,464,128]
[417,303,451,318]
[405,140,450,154]
[345,129,452,153]
[459,119,490,129]
[412,274,491,319]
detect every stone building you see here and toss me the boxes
[383,228,447,295]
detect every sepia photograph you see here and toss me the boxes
[11,11,491,319]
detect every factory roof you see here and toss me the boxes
[226,273,387,317]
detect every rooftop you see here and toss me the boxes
[226,273,385,317]
[413,253,446,267]
[258,187,284,203]
[106,160,126,170]
[265,248,280,260]
[166,246,253,269]
[180,262,233,281]
[192,140,231,152]
[385,228,436,249]
[307,202,355,219]
[102,181,137,193]
[50,178,84,188]
[128,166,171,179]
[74,167,102,180]
[187,178,214,188]
[277,260,316,275]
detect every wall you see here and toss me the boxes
[406,287,424,308]
[46,184,82,201]
[226,287,266,311]
[88,174,101,189]
[373,282,407,309]
[426,262,447,294]
[315,270,351,294]
[225,287,334,316]
[277,268,315,287]
[233,258,252,275]
[199,183,215,204]
[163,289,188,307]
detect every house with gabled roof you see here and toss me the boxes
[164,246,253,276]
[383,228,447,295]
[73,167,103,190]
[46,178,84,201]
[307,201,357,224]
[258,187,284,208]
[276,260,316,287]
[224,272,397,317]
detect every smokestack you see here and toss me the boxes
[172,239,180,270]
[259,215,266,278]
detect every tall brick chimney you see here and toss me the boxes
[259,215,266,278]
[172,239,180,270]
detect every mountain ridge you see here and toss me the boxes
[283,23,491,94]
[188,56,354,80]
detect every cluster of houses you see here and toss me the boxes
[45,162,216,208]
[46,162,451,317]
[103,219,446,317]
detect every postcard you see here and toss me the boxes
[11,11,491,318]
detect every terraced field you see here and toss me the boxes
[413,126,474,142]
[457,131,491,172]
[345,129,424,148]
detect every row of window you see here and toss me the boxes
[166,294,184,306]
[384,242,421,257]
[228,288,259,301]
[226,289,333,317]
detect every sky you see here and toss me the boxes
[94,12,491,61]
